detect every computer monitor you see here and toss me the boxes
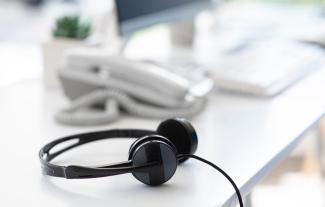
[114,0,212,37]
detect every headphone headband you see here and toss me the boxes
[39,129,155,178]
[39,119,244,207]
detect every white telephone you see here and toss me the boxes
[56,49,214,125]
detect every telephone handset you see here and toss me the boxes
[56,49,213,125]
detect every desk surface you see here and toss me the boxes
[0,68,325,207]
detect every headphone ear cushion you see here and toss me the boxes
[157,118,198,163]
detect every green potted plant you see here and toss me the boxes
[43,15,91,88]
[53,16,91,40]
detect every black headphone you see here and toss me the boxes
[39,118,243,206]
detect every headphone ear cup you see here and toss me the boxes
[128,135,176,161]
[129,136,178,186]
[157,118,198,163]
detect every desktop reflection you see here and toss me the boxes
[40,166,202,207]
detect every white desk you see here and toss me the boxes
[0,67,325,207]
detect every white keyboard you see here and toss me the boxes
[211,40,325,96]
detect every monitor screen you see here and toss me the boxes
[115,0,212,36]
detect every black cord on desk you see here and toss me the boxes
[177,154,244,207]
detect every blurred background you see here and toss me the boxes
[1,0,325,206]
[2,0,325,87]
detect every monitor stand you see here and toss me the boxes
[115,21,196,56]
[169,20,195,49]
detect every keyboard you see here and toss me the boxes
[210,40,325,96]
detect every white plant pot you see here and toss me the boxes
[42,38,84,88]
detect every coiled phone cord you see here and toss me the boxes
[177,154,244,207]
[55,89,206,126]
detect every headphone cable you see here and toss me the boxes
[177,154,244,207]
